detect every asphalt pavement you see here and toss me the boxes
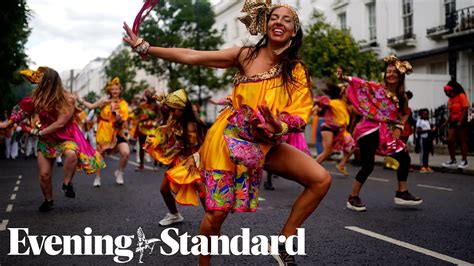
[0,155,472,265]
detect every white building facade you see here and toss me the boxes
[62,45,168,99]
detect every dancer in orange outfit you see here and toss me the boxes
[144,89,206,226]
[124,1,331,264]
[77,77,130,186]
[135,89,162,171]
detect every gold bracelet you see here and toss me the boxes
[273,122,289,137]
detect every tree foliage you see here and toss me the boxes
[302,11,383,83]
[134,0,224,102]
[0,0,31,113]
[104,48,148,102]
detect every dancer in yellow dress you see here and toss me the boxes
[77,77,130,186]
[314,83,356,176]
[123,1,331,265]
[144,89,207,226]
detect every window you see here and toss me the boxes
[402,0,413,36]
[429,62,448,74]
[444,0,456,27]
[338,12,347,30]
[367,2,376,41]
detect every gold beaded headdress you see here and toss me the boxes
[238,0,300,36]
[106,77,121,92]
[153,89,188,110]
[20,67,47,84]
[384,55,413,75]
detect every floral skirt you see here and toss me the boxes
[38,139,105,174]
[166,106,271,212]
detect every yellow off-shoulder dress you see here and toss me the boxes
[96,99,129,153]
[167,63,313,211]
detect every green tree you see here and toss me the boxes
[0,0,31,113]
[302,11,383,83]
[104,48,148,102]
[134,0,224,103]
[84,91,99,102]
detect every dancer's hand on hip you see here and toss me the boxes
[257,105,283,138]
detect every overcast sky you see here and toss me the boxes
[25,0,220,73]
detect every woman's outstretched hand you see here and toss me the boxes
[123,22,138,47]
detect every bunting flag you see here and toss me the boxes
[132,0,159,35]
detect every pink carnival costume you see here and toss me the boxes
[8,97,105,174]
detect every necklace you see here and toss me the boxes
[386,90,399,109]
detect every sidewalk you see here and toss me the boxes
[375,152,474,175]
[309,146,474,176]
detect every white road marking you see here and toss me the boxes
[345,226,472,265]
[6,204,13,212]
[110,156,154,170]
[10,194,16,200]
[417,184,453,192]
[0,220,9,231]
[13,186,19,192]
[368,177,390,182]
[16,180,21,185]
[18,175,22,179]
[258,197,266,201]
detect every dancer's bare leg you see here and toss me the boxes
[37,153,54,201]
[63,149,78,185]
[265,143,332,237]
[199,210,229,266]
[316,131,334,163]
[117,142,130,171]
[160,177,178,214]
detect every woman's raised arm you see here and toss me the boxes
[123,22,240,69]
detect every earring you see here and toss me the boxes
[273,40,292,56]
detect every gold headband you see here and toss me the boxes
[106,77,121,91]
[384,55,413,75]
[20,66,47,84]
[154,89,187,110]
[239,0,300,36]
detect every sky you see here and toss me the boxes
[25,0,220,73]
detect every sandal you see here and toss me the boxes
[336,164,349,176]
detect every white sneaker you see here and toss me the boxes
[93,176,101,187]
[114,170,124,185]
[158,213,184,226]
[442,159,457,168]
[458,160,469,169]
